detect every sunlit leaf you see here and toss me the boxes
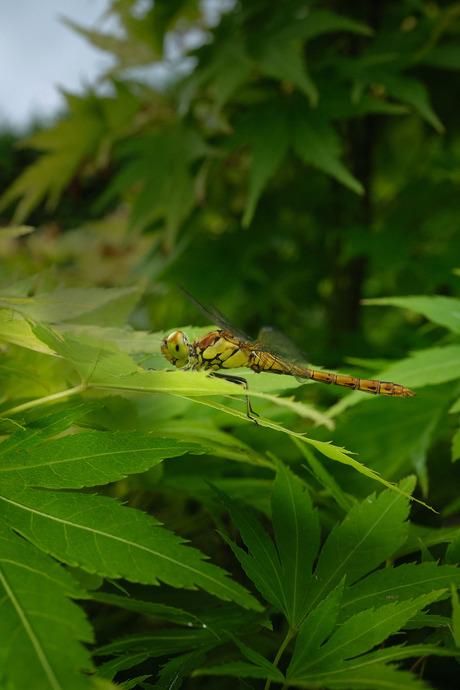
[0,225,35,239]
[0,522,93,690]
[0,285,141,324]
[0,95,105,222]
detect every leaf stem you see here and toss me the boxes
[264,628,296,690]
[0,384,86,417]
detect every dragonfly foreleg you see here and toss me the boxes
[210,372,259,424]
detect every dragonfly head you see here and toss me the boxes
[161,331,191,368]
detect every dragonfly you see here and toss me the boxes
[161,288,416,422]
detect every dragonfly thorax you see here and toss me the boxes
[161,331,192,368]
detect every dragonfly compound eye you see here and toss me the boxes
[161,331,190,368]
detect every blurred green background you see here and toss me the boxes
[1,0,458,358]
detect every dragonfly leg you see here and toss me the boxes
[210,372,259,424]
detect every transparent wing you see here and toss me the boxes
[256,326,314,382]
[179,286,253,343]
[257,326,308,365]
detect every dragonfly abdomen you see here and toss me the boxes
[243,349,416,397]
[307,369,416,397]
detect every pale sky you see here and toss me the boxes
[0,0,115,131]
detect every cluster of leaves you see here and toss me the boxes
[0,276,459,688]
[1,0,460,354]
[1,0,460,687]
[1,1,451,225]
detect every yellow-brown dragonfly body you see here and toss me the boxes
[161,289,416,420]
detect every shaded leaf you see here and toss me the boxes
[289,9,373,41]
[292,440,355,512]
[342,562,460,616]
[91,591,204,628]
[422,44,460,71]
[453,427,460,462]
[292,109,364,195]
[103,127,206,240]
[326,384,450,493]
[287,580,345,677]
[232,636,285,680]
[96,627,215,657]
[271,461,320,626]
[258,39,318,105]
[186,39,254,110]
[364,295,460,334]
[154,649,208,689]
[381,73,444,132]
[0,485,261,609]
[312,591,443,664]
[213,485,285,612]
[241,105,289,227]
[1,429,207,489]
[328,345,460,416]
[452,584,460,648]
[305,477,415,611]
[289,590,444,683]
